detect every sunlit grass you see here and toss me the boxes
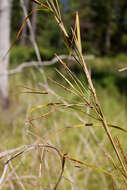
[0,65,127,189]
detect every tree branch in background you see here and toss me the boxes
[21,0,29,45]
[118,67,127,72]
[20,0,47,83]
[0,55,94,75]
[20,0,41,62]
[31,1,38,36]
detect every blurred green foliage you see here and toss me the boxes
[10,46,54,66]
[11,0,127,57]
[10,45,127,95]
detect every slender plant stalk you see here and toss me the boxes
[80,53,127,176]
[26,0,127,184]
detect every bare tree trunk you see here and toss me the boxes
[0,0,12,108]
[21,0,29,45]
[31,2,38,37]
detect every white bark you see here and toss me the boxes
[21,0,29,45]
[31,2,38,36]
[0,0,12,107]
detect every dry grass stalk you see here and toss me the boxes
[1,0,127,189]
[27,0,127,182]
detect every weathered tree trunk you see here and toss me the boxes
[0,0,12,108]
[31,2,38,37]
[21,1,37,44]
[21,0,29,45]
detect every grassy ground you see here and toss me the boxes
[0,56,127,189]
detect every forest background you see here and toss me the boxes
[10,0,127,95]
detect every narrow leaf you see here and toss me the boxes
[22,91,48,95]
[29,103,61,114]
[76,12,82,54]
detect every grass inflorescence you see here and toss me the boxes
[0,0,127,189]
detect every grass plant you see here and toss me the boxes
[0,0,127,189]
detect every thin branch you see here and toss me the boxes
[118,67,127,72]
[20,0,41,62]
[80,53,127,176]
[0,146,25,159]
[20,0,47,83]
[53,153,67,190]
[0,55,94,75]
